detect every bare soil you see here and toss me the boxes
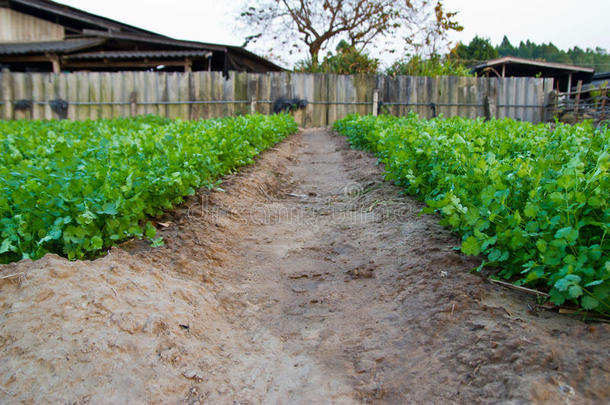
[1,128,609,404]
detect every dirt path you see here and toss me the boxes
[1,128,609,404]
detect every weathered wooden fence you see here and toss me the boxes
[549,85,609,125]
[0,70,554,125]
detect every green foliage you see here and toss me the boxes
[0,114,298,262]
[295,40,380,74]
[455,36,499,61]
[386,54,471,77]
[334,113,610,315]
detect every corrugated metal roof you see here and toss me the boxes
[80,30,284,70]
[593,72,610,80]
[80,29,228,52]
[67,50,213,59]
[0,38,104,55]
[472,56,595,74]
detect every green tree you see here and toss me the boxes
[295,40,379,74]
[455,36,498,62]
[496,35,515,56]
[386,54,471,77]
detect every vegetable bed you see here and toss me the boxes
[334,113,609,314]
[1,114,298,262]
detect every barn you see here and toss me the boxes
[0,0,283,75]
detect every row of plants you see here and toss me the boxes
[334,114,609,314]
[0,114,298,262]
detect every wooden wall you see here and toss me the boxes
[0,70,555,125]
[0,8,64,42]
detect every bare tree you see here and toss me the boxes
[239,0,462,66]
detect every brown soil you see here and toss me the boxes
[1,128,608,404]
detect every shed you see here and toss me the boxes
[471,56,594,92]
[0,0,283,74]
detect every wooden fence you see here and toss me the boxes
[0,70,554,125]
[550,85,609,125]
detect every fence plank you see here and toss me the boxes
[496,78,505,119]
[386,75,399,116]
[75,73,88,120]
[89,73,101,120]
[29,73,41,119]
[345,75,356,117]
[343,75,353,118]
[327,74,337,124]
[133,72,146,116]
[233,71,247,117]
[292,73,303,123]
[404,76,415,117]
[436,76,444,117]
[66,73,78,120]
[516,76,526,121]
[315,73,328,126]
[302,73,313,125]
[100,72,112,119]
[43,73,54,119]
[152,72,164,117]
[12,73,26,120]
[204,71,215,119]
[487,78,498,119]
[526,77,536,123]
[208,71,219,118]
[0,71,4,120]
[428,76,437,118]
[178,72,190,119]
[509,77,518,120]
[258,73,271,115]
[468,77,478,119]
[191,72,202,119]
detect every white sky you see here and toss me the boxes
[55,0,610,67]
[443,0,610,52]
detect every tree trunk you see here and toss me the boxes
[309,42,322,67]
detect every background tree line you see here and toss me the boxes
[456,36,610,72]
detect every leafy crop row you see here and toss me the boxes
[1,114,297,262]
[334,113,609,314]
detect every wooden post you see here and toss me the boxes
[372,88,379,116]
[574,80,582,114]
[49,54,61,73]
[250,96,257,115]
[1,69,12,120]
[184,58,192,73]
[129,91,137,117]
[188,71,195,120]
[483,95,491,120]
[501,64,506,78]
[567,73,572,96]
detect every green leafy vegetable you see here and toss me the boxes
[334,113,609,314]
[0,114,297,262]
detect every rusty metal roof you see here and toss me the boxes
[0,38,105,54]
[472,56,595,74]
[67,50,213,59]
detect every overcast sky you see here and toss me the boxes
[56,0,610,67]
